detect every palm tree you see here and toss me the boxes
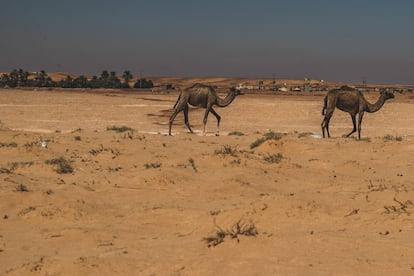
[122,70,133,88]
[109,71,121,88]
[100,70,109,81]
[109,71,117,80]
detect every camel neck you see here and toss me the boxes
[366,93,386,113]
[216,91,237,107]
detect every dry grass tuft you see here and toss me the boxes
[106,125,133,133]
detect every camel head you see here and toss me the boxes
[230,87,244,96]
[381,90,395,101]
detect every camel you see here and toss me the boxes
[321,85,394,139]
[168,83,242,136]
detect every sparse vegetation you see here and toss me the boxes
[209,210,221,216]
[89,145,120,158]
[188,158,197,172]
[15,184,29,192]
[356,137,371,142]
[0,168,11,174]
[0,142,17,148]
[297,132,313,138]
[106,125,133,133]
[143,162,161,169]
[9,161,34,170]
[250,131,283,149]
[383,134,403,141]
[367,181,387,192]
[72,128,83,133]
[45,157,74,174]
[203,218,258,247]
[23,141,38,149]
[214,144,239,157]
[74,136,81,141]
[228,131,244,136]
[263,153,284,163]
[384,196,413,215]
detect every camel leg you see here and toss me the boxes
[183,104,194,133]
[357,112,364,140]
[325,116,331,138]
[202,108,211,136]
[345,115,357,137]
[169,108,182,136]
[321,117,327,138]
[209,107,221,136]
[321,112,333,138]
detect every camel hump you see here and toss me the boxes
[338,85,356,91]
[188,83,214,90]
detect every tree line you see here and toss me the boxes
[0,69,154,89]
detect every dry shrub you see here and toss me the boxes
[263,153,284,163]
[203,218,258,247]
[228,131,244,136]
[45,157,74,174]
[214,144,239,157]
[250,131,283,149]
[143,162,161,169]
[106,125,133,133]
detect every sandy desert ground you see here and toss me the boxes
[1,87,414,275]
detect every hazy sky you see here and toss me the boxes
[1,0,413,84]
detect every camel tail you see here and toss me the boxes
[322,95,327,115]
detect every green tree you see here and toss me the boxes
[108,71,121,88]
[88,75,101,88]
[73,75,88,88]
[133,78,154,89]
[59,76,74,88]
